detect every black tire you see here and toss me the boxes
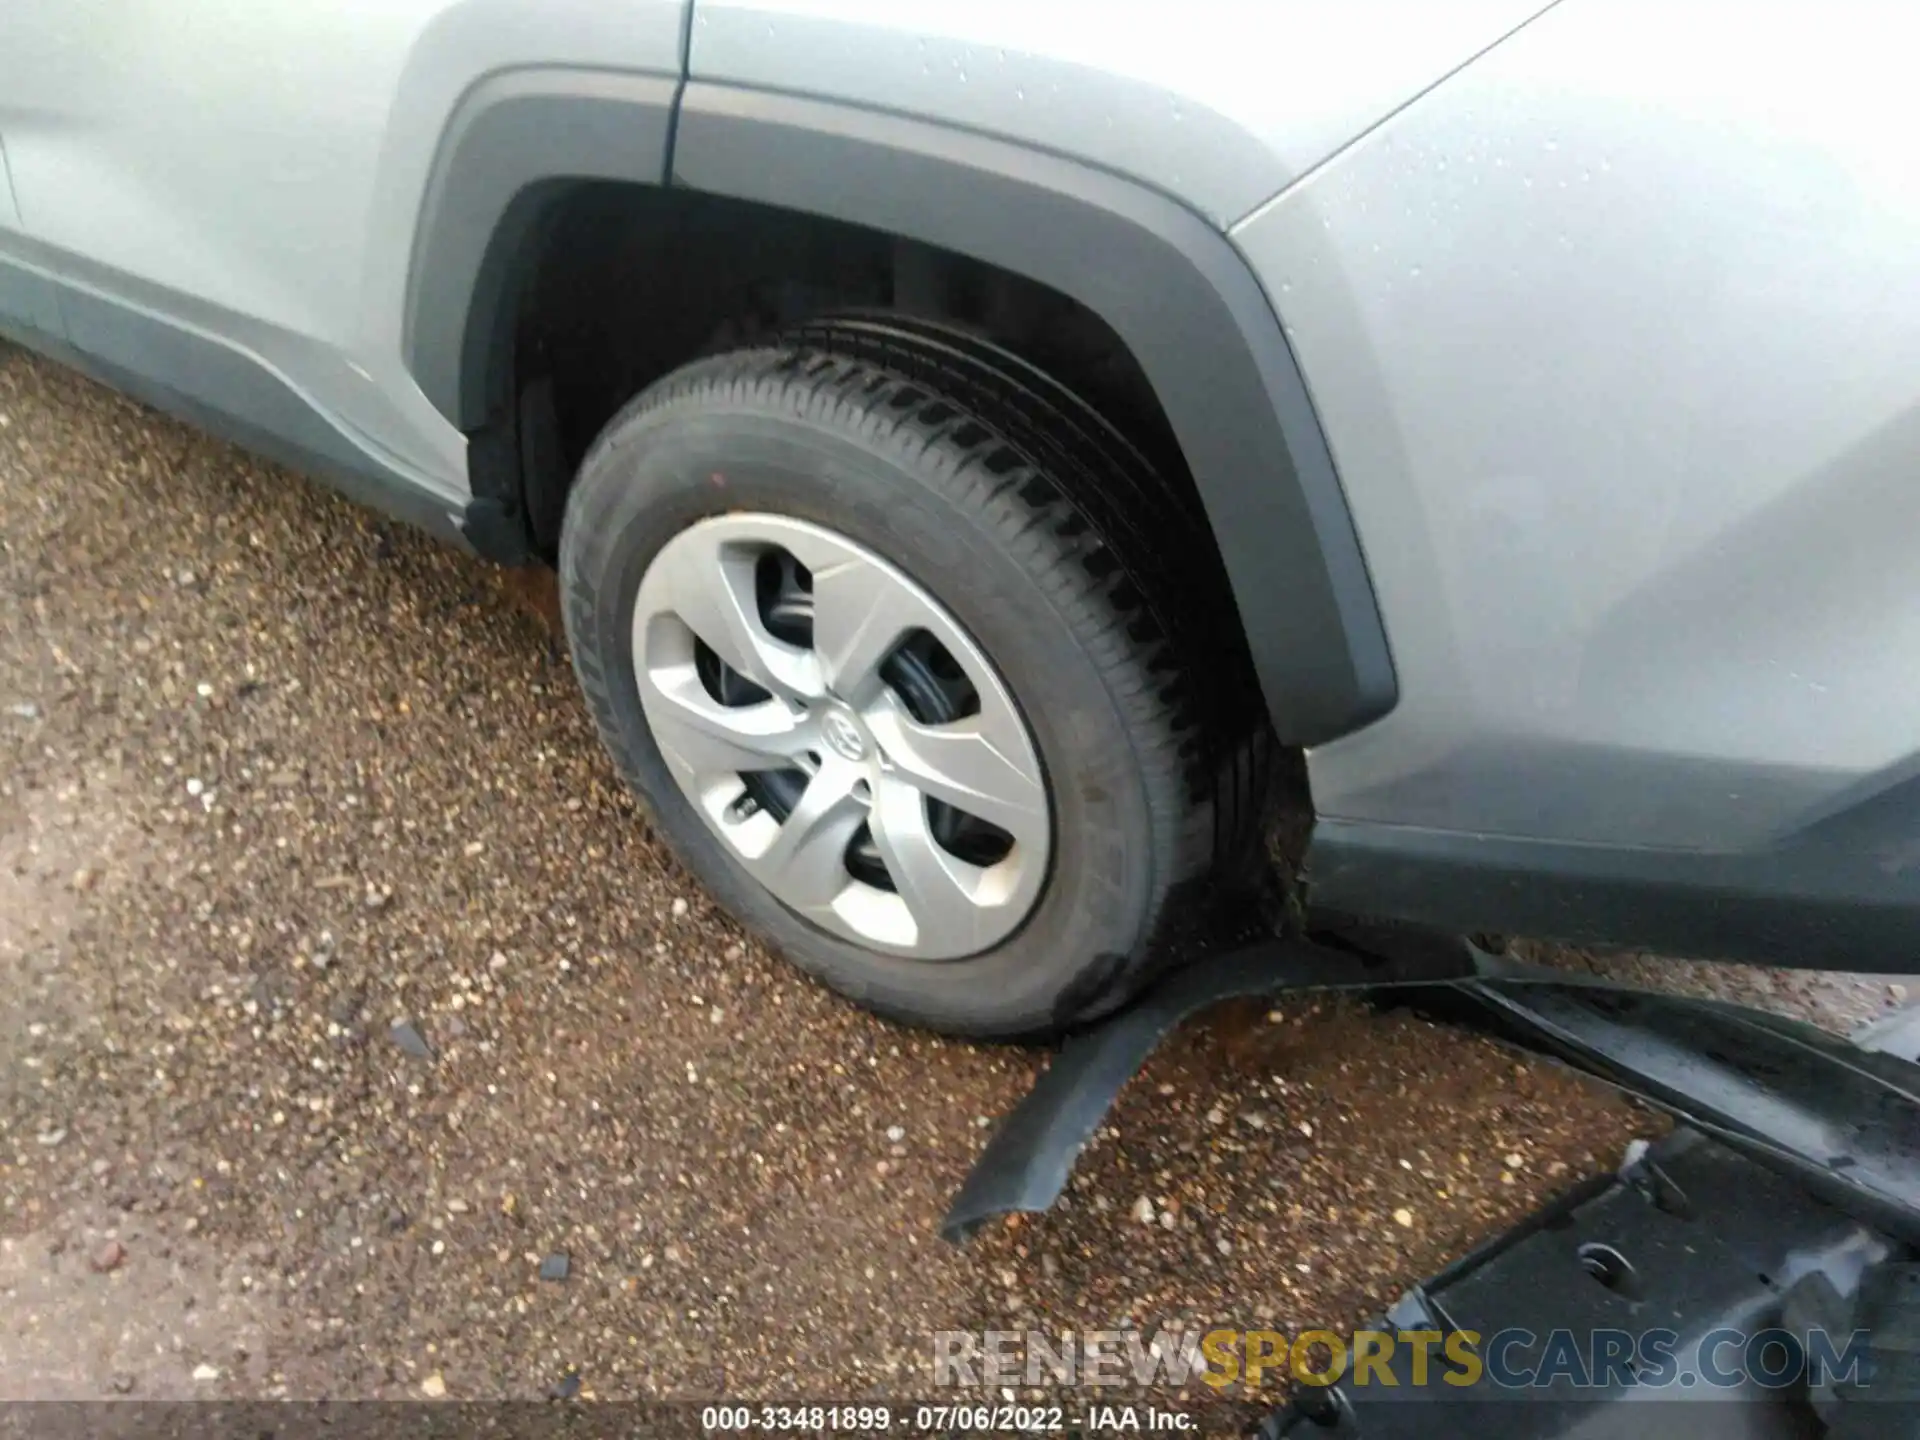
[560,319,1271,1037]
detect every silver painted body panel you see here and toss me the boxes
[0,0,688,502]
[1234,0,1920,852]
[0,132,51,331]
[689,0,1555,227]
[0,0,1915,897]
[0,133,19,227]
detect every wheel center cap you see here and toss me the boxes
[822,707,867,762]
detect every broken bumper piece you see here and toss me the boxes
[944,924,1920,1436]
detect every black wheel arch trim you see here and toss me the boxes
[401,67,680,434]
[404,75,1397,745]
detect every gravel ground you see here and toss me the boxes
[0,347,1908,1419]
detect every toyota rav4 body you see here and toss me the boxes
[3,0,1916,1034]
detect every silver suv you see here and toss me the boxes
[3,1,1914,1035]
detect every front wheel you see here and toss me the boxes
[560,319,1269,1036]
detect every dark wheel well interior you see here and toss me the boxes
[490,184,1203,564]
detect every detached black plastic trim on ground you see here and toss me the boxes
[940,926,1478,1243]
[943,925,1920,1247]
[947,921,1920,1436]
[1262,1129,1920,1438]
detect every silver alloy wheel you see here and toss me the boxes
[630,514,1052,959]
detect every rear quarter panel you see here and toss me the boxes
[688,0,1555,226]
[1236,0,1920,851]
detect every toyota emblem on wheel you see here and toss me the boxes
[822,709,867,762]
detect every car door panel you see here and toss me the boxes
[0,134,62,335]
[0,0,688,496]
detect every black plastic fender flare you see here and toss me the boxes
[403,76,1397,746]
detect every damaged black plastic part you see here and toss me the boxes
[1262,1129,1920,1438]
[942,925,1920,1246]
[944,921,1920,1435]
[940,926,1478,1243]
